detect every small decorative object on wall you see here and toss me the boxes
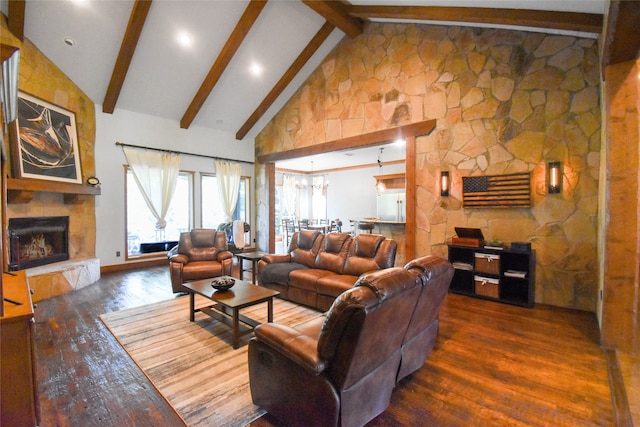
[547,161,562,194]
[86,176,100,186]
[14,91,82,184]
[462,172,531,208]
[440,170,449,197]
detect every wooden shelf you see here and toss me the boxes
[448,244,535,307]
[1,44,19,63]
[7,177,100,204]
[374,173,405,190]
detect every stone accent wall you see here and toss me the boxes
[256,23,601,311]
[2,18,98,300]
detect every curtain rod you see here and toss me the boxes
[115,142,254,165]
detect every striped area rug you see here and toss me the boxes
[100,294,323,426]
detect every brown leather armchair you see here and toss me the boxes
[248,266,423,427]
[168,229,233,293]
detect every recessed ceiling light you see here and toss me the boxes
[176,31,193,48]
[249,62,263,77]
[64,37,76,47]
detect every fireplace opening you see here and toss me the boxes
[8,216,70,271]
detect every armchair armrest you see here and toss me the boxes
[169,254,189,264]
[254,323,325,374]
[261,253,292,264]
[217,250,234,262]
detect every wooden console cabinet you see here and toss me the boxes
[1,270,38,426]
[448,244,535,307]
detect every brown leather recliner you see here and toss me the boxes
[398,255,454,382]
[248,266,423,427]
[168,229,233,293]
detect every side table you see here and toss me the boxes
[235,251,265,284]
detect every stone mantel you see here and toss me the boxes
[7,177,100,204]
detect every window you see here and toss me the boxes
[201,174,249,228]
[311,176,327,221]
[126,168,192,257]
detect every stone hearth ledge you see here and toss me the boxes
[25,258,100,302]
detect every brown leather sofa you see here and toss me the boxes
[257,230,397,310]
[168,229,233,293]
[248,255,454,427]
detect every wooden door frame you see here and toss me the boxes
[259,120,436,256]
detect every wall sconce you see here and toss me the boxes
[440,171,450,197]
[547,161,562,194]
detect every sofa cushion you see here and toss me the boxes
[181,261,225,281]
[291,230,323,267]
[180,229,229,262]
[260,262,309,286]
[290,269,337,292]
[343,234,397,276]
[315,233,351,274]
[317,275,359,298]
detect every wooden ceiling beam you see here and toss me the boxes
[347,5,603,34]
[235,21,335,141]
[602,0,640,68]
[302,0,363,38]
[102,0,152,114]
[7,0,26,41]
[258,119,436,164]
[180,0,267,130]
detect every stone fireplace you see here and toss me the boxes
[8,216,70,271]
[2,23,99,302]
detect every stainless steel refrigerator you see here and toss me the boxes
[376,191,405,221]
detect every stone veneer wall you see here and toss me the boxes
[2,18,98,301]
[256,23,601,311]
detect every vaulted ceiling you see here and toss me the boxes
[2,0,609,149]
[6,1,640,171]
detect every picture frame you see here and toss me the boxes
[14,91,82,184]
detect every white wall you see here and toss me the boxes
[326,163,404,232]
[94,106,255,267]
[275,162,405,233]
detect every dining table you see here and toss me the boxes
[307,223,331,233]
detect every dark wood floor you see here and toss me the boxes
[33,264,614,426]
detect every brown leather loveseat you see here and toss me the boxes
[248,255,454,427]
[168,229,233,293]
[257,230,397,310]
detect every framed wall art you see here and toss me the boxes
[14,91,82,184]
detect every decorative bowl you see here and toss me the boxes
[211,277,235,291]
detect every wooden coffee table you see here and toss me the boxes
[182,277,279,349]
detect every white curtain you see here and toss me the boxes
[123,147,181,232]
[282,174,297,217]
[1,49,20,123]
[215,160,241,222]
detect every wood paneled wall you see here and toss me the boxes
[602,58,640,355]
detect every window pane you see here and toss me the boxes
[126,170,191,256]
[201,175,226,228]
[202,175,248,229]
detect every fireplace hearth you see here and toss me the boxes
[9,216,70,271]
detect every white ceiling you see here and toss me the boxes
[0,0,606,171]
